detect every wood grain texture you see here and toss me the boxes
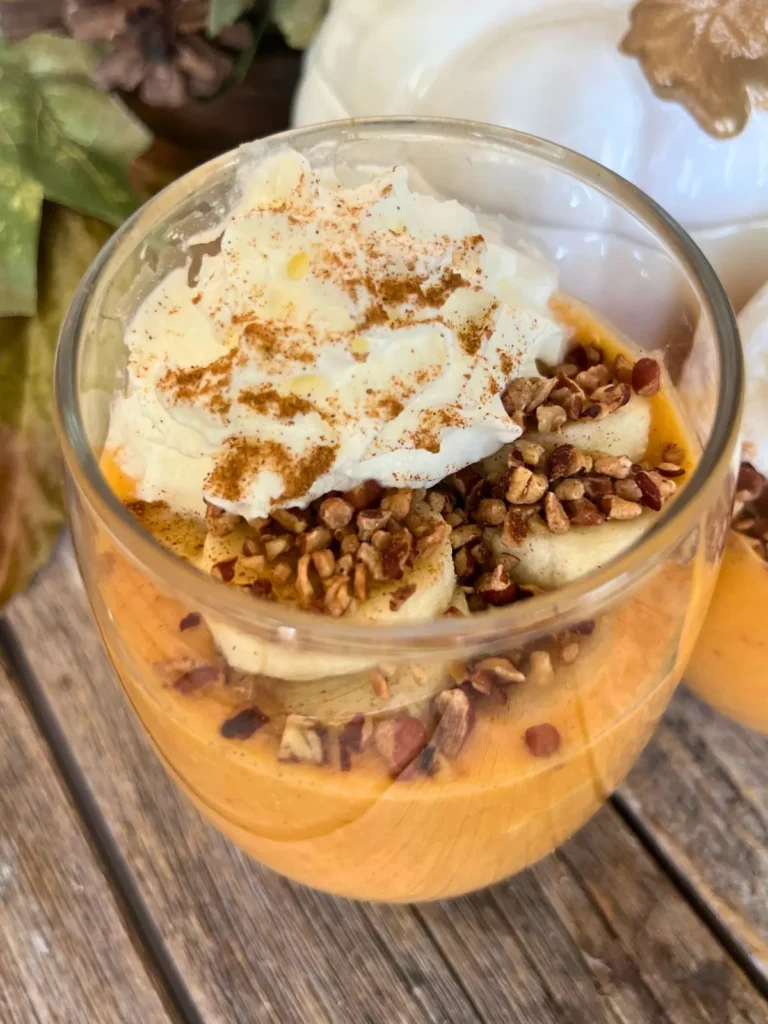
[622,686,768,983]
[5,542,768,1024]
[0,653,171,1024]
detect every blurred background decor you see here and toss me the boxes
[0,0,328,606]
[295,0,768,312]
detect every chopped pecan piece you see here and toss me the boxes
[381,489,413,520]
[513,440,545,467]
[241,536,260,557]
[212,557,237,583]
[381,530,413,580]
[370,668,391,700]
[549,386,583,420]
[535,404,567,433]
[476,564,518,606]
[324,575,351,616]
[502,507,530,545]
[433,688,475,758]
[613,353,634,384]
[353,561,369,601]
[220,706,268,740]
[662,443,685,466]
[271,507,311,533]
[269,559,293,585]
[582,475,614,502]
[248,579,273,599]
[544,491,570,534]
[566,498,605,526]
[657,462,686,479]
[593,453,632,479]
[312,549,336,579]
[469,540,491,566]
[496,551,520,574]
[343,479,383,510]
[371,529,391,551]
[296,554,317,606]
[473,498,507,526]
[299,525,332,554]
[205,500,241,537]
[574,363,610,393]
[264,536,293,561]
[427,490,449,515]
[338,714,372,771]
[374,715,427,776]
[501,376,556,416]
[337,554,355,576]
[590,382,631,412]
[318,496,354,530]
[357,542,385,581]
[736,462,765,501]
[524,723,562,757]
[560,641,580,664]
[472,656,525,688]
[357,508,392,540]
[554,478,585,502]
[278,715,328,765]
[451,523,484,549]
[246,516,270,534]
[614,478,643,502]
[634,469,662,511]
[172,663,223,694]
[454,546,476,582]
[548,444,592,480]
[601,495,643,520]
[416,521,451,557]
[506,466,548,504]
[527,650,555,686]
[339,531,361,556]
[389,583,416,611]
[632,357,661,397]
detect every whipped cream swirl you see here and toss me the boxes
[108,147,565,519]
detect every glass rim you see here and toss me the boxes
[54,115,743,657]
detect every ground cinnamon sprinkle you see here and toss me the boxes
[239,386,314,420]
[499,352,515,376]
[378,396,404,421]
[422,269,468,306]
[412,429,440,453]
[207,438,338,504]
[457,301,498,356]
[158,350,236,413]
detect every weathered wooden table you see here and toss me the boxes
[1,541,766,1024]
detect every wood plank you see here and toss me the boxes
[417,805,767,1024]
[0,653,171,1024]
[621,686,768,984]
[6,544,479,1024]
[5,542,768,1023]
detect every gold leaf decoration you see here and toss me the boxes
[621,0,768,138]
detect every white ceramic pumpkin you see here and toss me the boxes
[294,0,768,312]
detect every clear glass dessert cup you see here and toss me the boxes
[55,118,742,903]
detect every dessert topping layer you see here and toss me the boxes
[108,148,565,520]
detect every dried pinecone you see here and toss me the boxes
[0,0,257,108]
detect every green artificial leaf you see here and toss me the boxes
[0,34,151,315]
[0,204,112,607]
[271,0,328,49]
[207,0,252,37]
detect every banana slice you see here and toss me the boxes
[198,519,456,681]
[482,395,651,478]
[488,514,652,589]
[531,394,651,461]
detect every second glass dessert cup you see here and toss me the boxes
[55,118,742,902]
